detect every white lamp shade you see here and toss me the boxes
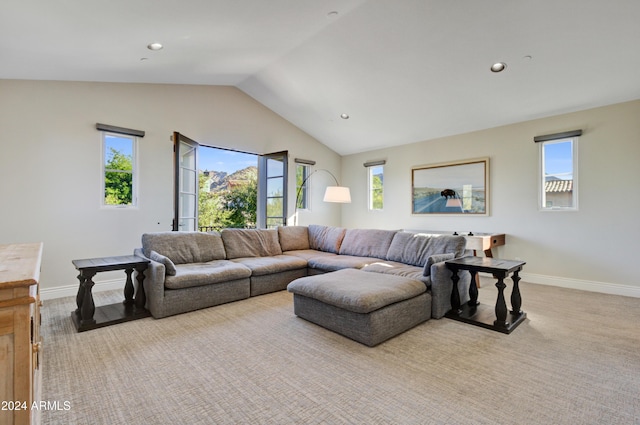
[323,186,351,203]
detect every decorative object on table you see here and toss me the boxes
[411,157,489,215]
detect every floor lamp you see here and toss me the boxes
[295,169,351,225]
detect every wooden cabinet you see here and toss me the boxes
[0,243,43,425]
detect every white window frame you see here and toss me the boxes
[539,137,578,211]
[367,164,384,211]
[296,163,311,210]
[101,131,138,208]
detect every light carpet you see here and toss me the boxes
[40,280,640,424]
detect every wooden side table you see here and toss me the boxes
[445,256,526,334]
[71,255,150,332]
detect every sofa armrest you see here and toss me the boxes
[134,247,167,317]
[429,258,471,319]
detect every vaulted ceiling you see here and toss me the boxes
[2,0,639,155]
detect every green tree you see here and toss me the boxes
[222,178,258,228]
[296,166,306,209]
[104,147,133,205]
[198,174,233,230]
[371,174,383,210]
[266,189,284,228]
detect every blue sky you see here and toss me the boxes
[199,147,257,174]
[104,135,133,162]
[544,141,573,178]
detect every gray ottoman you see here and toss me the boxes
[287,269,431,346]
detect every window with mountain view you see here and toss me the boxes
[198,147,258,230]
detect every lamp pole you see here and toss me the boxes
[294,169,348,225]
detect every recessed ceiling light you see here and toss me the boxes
[147,43,163,51]
[340,113,350,119]
[490,62,507,73]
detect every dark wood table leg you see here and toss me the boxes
[450,268,462,314]
[123,268,134,305]
[134,265,147,309]
[468,270,480,306]
[493,276,509,328]
[510,270,523,314]
[80,272,97,326]
[75,273,85,315]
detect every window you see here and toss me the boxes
[296,163,310,210]
[173,133,286,231]
[539,136,578,210]
[199,146,258,232]
[367,164,384,210]
[102,132,137,207]
[173,132,262,231]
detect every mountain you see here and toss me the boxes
[228,166,257,182]
[203,166,257,192]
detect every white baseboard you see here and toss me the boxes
[516,272,640,298]
[41,278,125,301]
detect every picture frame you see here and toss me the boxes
[411,157,489,215]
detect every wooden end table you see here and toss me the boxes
[445,257,526,334]
[71,255,150,332]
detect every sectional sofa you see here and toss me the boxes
[134,225,471,320]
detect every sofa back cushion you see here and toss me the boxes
[277,226,310,251]
[142,231,226,265]
[308,225,347,254]
[221,228,283,259]
[338,228,397,259]
[386,232,466,267]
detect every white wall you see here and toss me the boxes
[0,80,341,293]
[340,100,640,296]
[3,80,637,298]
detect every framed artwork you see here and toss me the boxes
[411,157,489,215]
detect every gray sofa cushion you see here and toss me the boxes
[142,231,227,264]
[308,225,346,253]
[362,261,430,286]
[231,255,307,276]
[423,253,456,276]
[283,249,338,262]
[278,226,310,251]
[338,228,397,259]
[164,261,252,290]
[149,250,177,276]
[307,255,385,272]
[221,228,283,259]
[287,269,425,314]
[386,232,466,267]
